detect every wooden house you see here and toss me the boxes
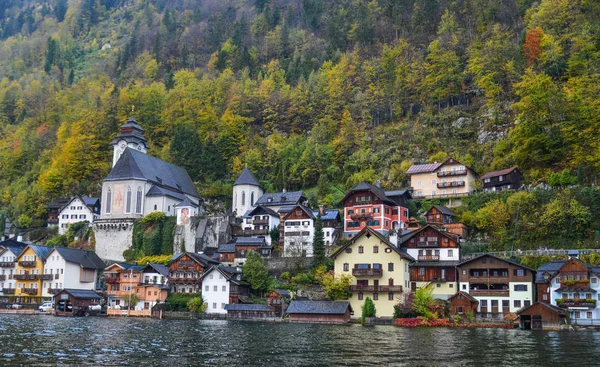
[398,225,460,300]
[169,252,220,294]
[517,302,567,330]
[267,289,291,316]
[286,301,353,324]
[481,168,522,192]
[424,206,468,239]
[54,289,102,316]
[449,291,479,317]
[103,263,144,309]
[224,304,278,320]
[216,238,272,266]
[457,254,535,318]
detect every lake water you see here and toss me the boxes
[1,314,600,366]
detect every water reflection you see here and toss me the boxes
[1,315,600,366]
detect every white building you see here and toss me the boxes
[58,196,100,235]
[93,116,202,261]
[282,205,340,257]
[0,239,27,297]
[232,168,263,217]
[240,206,280,245]
[139,263,169,286]
[42,247,105,298]
[201,265,249,314]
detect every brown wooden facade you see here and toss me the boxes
[458,255,533,287]
[410,266,457,283]
[449,291,478,316]
[425,206,455,225]
[169,253,214,293]
[481,168,522,192]
[402,226,460,250]
[54,289,102,317]
[518,302,566,330]
[288,309,352,324]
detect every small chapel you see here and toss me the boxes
[93,115,202,261]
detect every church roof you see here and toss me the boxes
[255,191,306,207]
[234,168,260,186]
[105,148,199,198]
[146,186,186,201]
[174,197,199,208]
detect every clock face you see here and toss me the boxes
[119,141,126,150]
[137,144,142,150]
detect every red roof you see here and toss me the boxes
[480,168,519,180]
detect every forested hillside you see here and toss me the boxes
[1,0,599,246]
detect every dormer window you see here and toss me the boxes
[268,198,273,203]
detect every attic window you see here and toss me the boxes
[366,233,372,239]
[268,198,273,203]
[281,196,287,201]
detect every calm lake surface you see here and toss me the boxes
[1,315,600,366]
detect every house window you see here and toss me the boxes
[515,269,525,276]
[448,250,453,258]
[213,286,217,291]
[373,208,380,213]
[514,300,521,308]
[457,306,464,314]
[373,293,378,300]
[358,246,364,254]
[449,284,453,288]
[343,263,349,272]
[106,189,112,214]
[373,246,379,254]
[388,293,394,300]
[358,292,363,300]
[417,180,422,187]
[462,284,466,290]
[587,312,593,319]
[388,263,394,272]
[514,285,527,291]
[524,300,530,307]
[222,286,226,292]
[542,294,548,301]
[575,311,581,319]
[348,210,354,215]
[419,268,425,276]
[251,192,255,206]
[205,285,209,292]
[136,187,143,214]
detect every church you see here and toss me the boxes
[93,116,201,261]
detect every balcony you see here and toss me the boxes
[231,227,269,236]
[14,274,53,281]
[350,285,403,292]
[40,274,53,280]
[252,219,269,226]
[350,213,373,220]
[47,288,61,295]
[418,255,439,261]
[417,241,439,247]
[352,268,383,277]
[557,299,596,309]
[104,276,120,284]
[437,181,466,189]
[170,277,199,283]
[18,261,37,267]
[2,288,15,295]
[437,170,467,177]
[0,261,15,268]
[0,275,5,281]
[22,288,39,295]
[469,289,510,297]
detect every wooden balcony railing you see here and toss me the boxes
[437,170,467,177]
[418,255,439,261]
[417,241,439,247]
[0,261,15,268]
[350,285,403,292]
[169,277,200,283]
[2,288,15,294]
[14,274,53,281]
[104,276,120,284]
[557,300,596,309]
[253,219,269,225]
[350,213,373,220]
[231,227,269,236]
[437,181,466,189]
[22,288,39,295]
[47,288,61,295]
[352,268,383,277]
[469,289,510,297]
[18,261,37,267]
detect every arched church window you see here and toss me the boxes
[126,187,132,213]
[242,191,246,206]
[136,187,143,214]
[251,192,255,206]
[106,188,112,214]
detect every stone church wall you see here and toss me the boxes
[93,219,136,261]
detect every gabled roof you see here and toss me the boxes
[224,304,275,312]
[449,291,479,303]
[282,204,315,221]
[140,263,170,277]
[19,244,53,261]
[60,195,99,213]
[313,209,340,222]
[0,239,28,257]
[517,301,566,316]
[246,205,279,218]
[104,262,134,272]
[342,182,397,206]
[170,252,220,267]
[397,225,461,247]
[105,148,199,198]
[535,261,567,283]
[60,289,103,300]
[255,191,306,207]
[480,168,521,180]
[331,226,414,261]
[406,162,443,174]
[146,185,186,201]
[174,197,199,208]
[457,254,535,272]
[272,289,291,298]
[427,205,456,217]
[201,265,247,285]
[233,168,261,186]
[46,247,105,269]
[47,199,69,209]
[287,301,352,315]
[384,189,412,201]
[81,196,100,207]
[218,243,236,253]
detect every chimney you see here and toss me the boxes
[282,188,287,193]
[17,235,23,242]
[376,180,382,188]
[319,205,324,215]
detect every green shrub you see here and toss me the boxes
[361,297,376,324]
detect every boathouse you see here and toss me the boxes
[223,304,278,320]
[517,302,567,330]
[286,301,353,324]
[267,289,291,317]
[54,289,103,316]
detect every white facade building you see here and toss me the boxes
[58,196,100,235]
[0,239,27,296]
[42,247,105,297]
[283,205,340,257]
[232,168,263,217]
[201,266,248,315]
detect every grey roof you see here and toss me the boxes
[255,191,306,207]
[431,205,456,217]
[406,162,443,174]
[273,289,291,298]
[246,205,279,218]
[384,189,411,197]
[277,206,296,213]
[480,167,519,180]
[535,261,567,283]
[218,244,236,253]
[81,196,100,207]
[224,304,275,312]
[397,225,461,248]
[170,252,220,267]
[313,209,340,221]
[568,250,580,256]
[344,182,397,206]
[287,301,352,315]
[110,116,149,149]
[174,197,199,208]
[233,168,261,186]
[61,289,103,299]
[48,247,105,269]
[235,237,266,245]
[105,148,199,198]
[0,239,28,257]
[141,263,170,277]
[146,185,186,201]
[26,244,53,261]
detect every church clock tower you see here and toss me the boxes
[111,115,149,167]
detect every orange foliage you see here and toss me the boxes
[523,26,544,66]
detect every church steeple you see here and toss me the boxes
[111,114,149,167]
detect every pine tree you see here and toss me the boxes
[312,213,325,267]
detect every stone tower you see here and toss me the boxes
[232,168,263,217]
[111,116,149,167]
